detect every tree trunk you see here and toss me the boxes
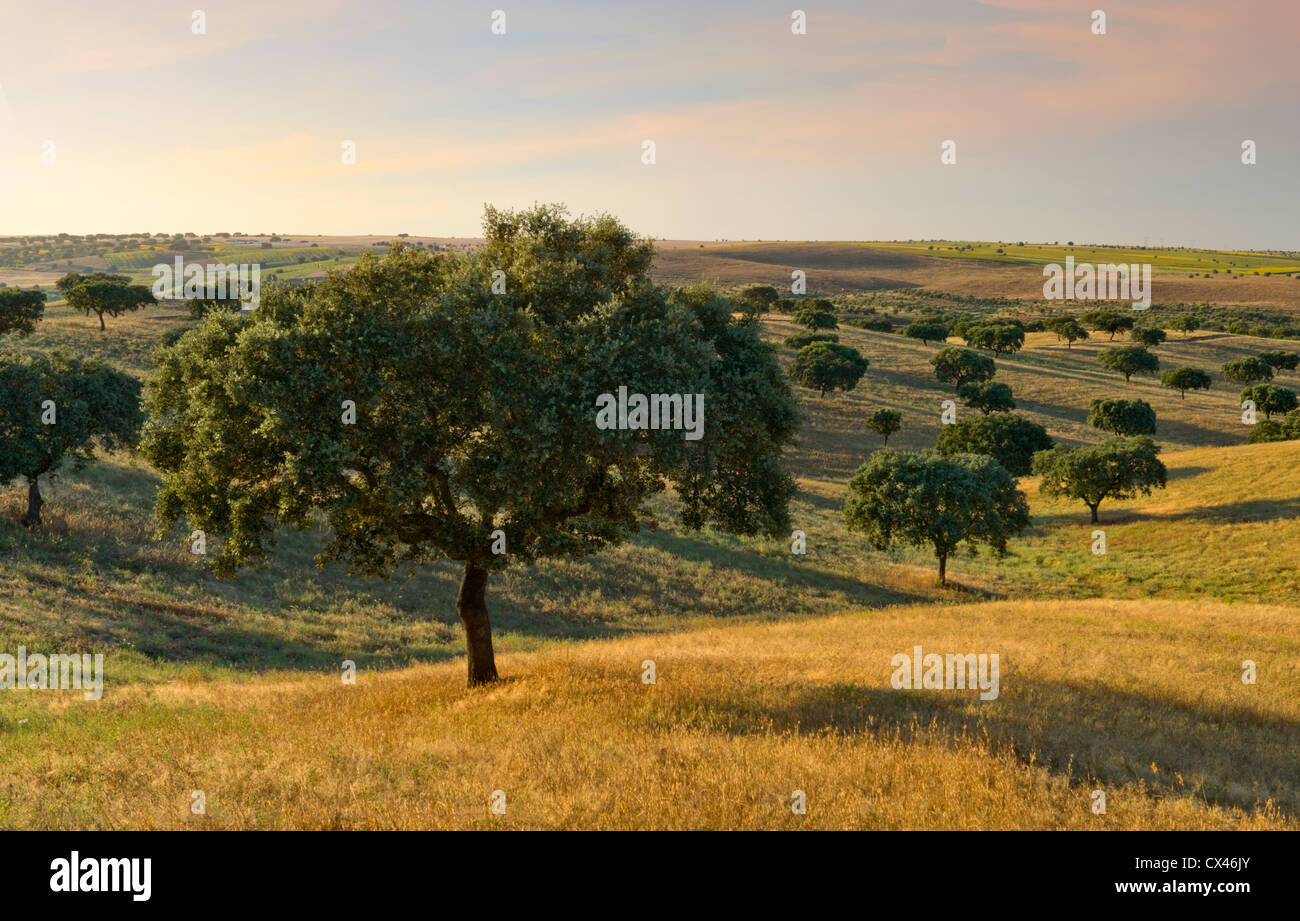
[456,559,498,687]
[98,311,105,331]
[1089,503,1099,524]
[22,478,43,527]
[937,552,947,585]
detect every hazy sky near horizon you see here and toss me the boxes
[0,0,1296,248]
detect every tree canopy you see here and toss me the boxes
[1130,326,1166,347]
[140,204,800,687]
[0,350,143,525]
[1240,384,1298,420]
[788,341,868,396]
[931,346,995,390]
[1160,366,1212,399]
[843,449,1029,584]
[1098,345,1159,382]
[1087,398,1156,436]
[0,288,46,337]
[935,412,1053,477]
[1032,436,1167,523]
[792,305,838,331]
[58,271,155,330]
[1259,350,1300,373]
[865,408,901,445]
[1083,310,1135,340]
[1222,356,1273,385]
[957,380,1015,414]
[964,322,1025,356]
[1047,316,1088,347]
[903,321,948,346]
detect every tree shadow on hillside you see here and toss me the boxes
[1115,496,1300,525]
[693,678,1300,819]
[1166,465,1212,482]
[647,531,930,609]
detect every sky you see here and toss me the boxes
[0,0,1296,248]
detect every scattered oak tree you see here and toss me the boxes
[792,301,838,331]
[965,322,1025,357]
[140,205,799,687]
[1248,409,1300,444]
[0,351,143,526]
[935,412,1053,477]
[0,288,46,337]
[783,331,837,350]
[789,341,868,396]
[1240,384,1298,420]
[58,272,155,331]
[1130,326,1166,348]
[1087,398,1156,436]
[1083,310,1135,341]
[865,408,901,446]
[843,449,1029,585]
[1048,316,1088,348]
[734,284,779,319]
[1222,356,1273,385]
[957,380,1015,414]
[1098,345,1159,382]
[1160,366,1212,399]
[1032,436,1167,524]
[903,321,948,346]
[1259,350,1300,373]
[931,346,995,390]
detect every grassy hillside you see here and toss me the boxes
[2,598,1294,829]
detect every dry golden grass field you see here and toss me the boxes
[2,597,1295,829]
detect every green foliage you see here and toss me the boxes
[864,408,901,445]
[60,272,155,330]
[1087,398,1156,436]
[843,316,892,332]
[187,287,246,319]
[1082,310,1136,340]
[1131,326,1167,347]
[1247,409,1300,443]
[931,346,995,390]
[0,350,143,524]
[734,285,779,318]
[903,321,948,345]
[957,380,1015,414]
[1033,436,1167,523]
[1240,384,1298,419]
[783,331,838,350]
[1222,356,1273,385]
[792,305,838,331]
[936,412,1053,478]
[788,341,868,396]
[1259,350,1300,372]
[1047,316,1088,347]
[0,288,46,337]
[965,322,1025,356]
[1170,314,1199,336]
[843,449,1030,584]
[1098,345,1159,382]
[139,205,800,686]
[1160,366,1212,399]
